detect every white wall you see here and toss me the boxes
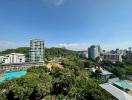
[2,53,25,64]
[0,56,4,63]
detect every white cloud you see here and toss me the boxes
[57,43,89,51]
[56,42,131,51]
[52,0,65,6]
[0,40,130,52]
[42,0,65,7]
[102,42,131,51]
[0,41,27,51]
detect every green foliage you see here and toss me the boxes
[111,67,126,78]
[0,47,29,58]
[0,47,79,62]
[95,69,102,74]
[45,47,77,56]
[27,66,49,74]
[45,47,78,61]
[61,56,87,69]
[78,88,112,100]
[102,61,132,78]
[0,62,114,100]
[0,67,51,100]
[125,67,132,75]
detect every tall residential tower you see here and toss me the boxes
[30,39,44,62]
[88,45,101,60]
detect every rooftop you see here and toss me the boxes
[101,70,113,75]
[100,83,132,100]
[91,67,113,75]
[114,80,132,91]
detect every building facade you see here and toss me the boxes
[30,39,44,62]
[126,51,132,62]
[1,53,25,64]
[102,53,122,62]
[79,51,88,59]
[0,56,4,63]
[88,45,101,60]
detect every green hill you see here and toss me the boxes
[0,47,78,60]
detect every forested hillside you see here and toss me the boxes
[0,47,29,57]
[0,47,78,60]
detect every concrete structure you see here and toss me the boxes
[91,67,113,81]
[125,75,132,81]
[30,39,44,62]
[2,53,25,64]
[100,83,132,100]
[126,51,132,62]
[102,53,122,62]
[0,56,4,63]
[88,45,101,60]
[110,49,127,56]
[79,51,88,59]
[0,62,45,73]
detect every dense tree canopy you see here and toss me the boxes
[0,47,29,58]
[0,47,116,100]
[0,65,115,100]
[102,61,132,79]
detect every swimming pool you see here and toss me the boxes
[114,80,132,90]
[0,70,27,83]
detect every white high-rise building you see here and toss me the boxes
[30,39,44,62]
[2,53,25,64]
[88,45,101,60]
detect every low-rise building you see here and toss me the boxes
[79,51,88,59]
[2,53,25,64]
[102,53,122,62]
[91,67,113,81]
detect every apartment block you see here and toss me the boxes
[103,53,122,62]
[30,39,44,62]
[1,53,25,64]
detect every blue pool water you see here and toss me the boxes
[0,70,27,82]
[114,80,132,90]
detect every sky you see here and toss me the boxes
[0,0,132,51]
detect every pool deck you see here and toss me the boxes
[100,83,132,100]
[108,78,132,96]
[113,80,132,91]
[0,70,27,83]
